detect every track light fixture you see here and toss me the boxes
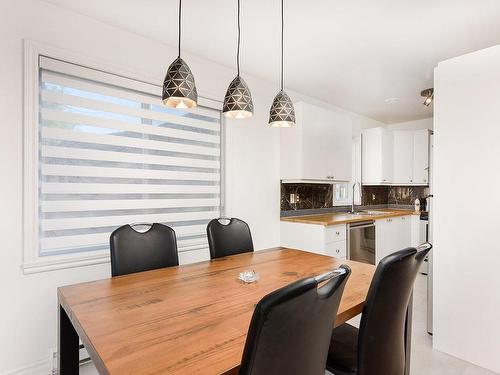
[421,88,434,107]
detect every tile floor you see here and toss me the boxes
[81,274,497,375]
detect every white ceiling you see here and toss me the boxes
[43,0,500,123]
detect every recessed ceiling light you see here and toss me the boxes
[385,97,400,104]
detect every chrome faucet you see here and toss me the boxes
[350,182,362,213]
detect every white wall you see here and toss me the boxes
[351,115,384,136]
[386,117,433,131]
[0,0,382,372]
[433,44,500,373]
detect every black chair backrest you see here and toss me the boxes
[206,218,254,259]
[239,266,351,375]
[357,245,432,375]
[110,223,179,277]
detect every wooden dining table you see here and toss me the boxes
[58,247,377,375]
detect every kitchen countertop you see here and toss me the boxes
[280,209,419,226]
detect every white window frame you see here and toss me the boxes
[22,40,224,274]
[333,136,362,207]
[333,182,351,206]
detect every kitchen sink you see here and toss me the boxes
[348,210,392,216]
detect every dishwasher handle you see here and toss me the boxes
[349,221,375,230]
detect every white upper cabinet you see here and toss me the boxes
[412,129,430,184]
[393,131,414,184]
[280,102,352,181]
[392,129,430,185]
[363,127,429,185]
[362,127,393,184]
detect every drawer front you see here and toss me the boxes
[325,224,346,243]
[325,240,347,259]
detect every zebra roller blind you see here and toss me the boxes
[38,56,222,257]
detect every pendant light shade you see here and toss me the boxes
[223,76,253,118]
[269,0,295,127]
[162,0,198,109]
[269,90,295,127]
[162,57,198,109]
[223,0,253,119]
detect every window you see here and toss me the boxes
[334,183,350,205]
[23,48,222,272]
[333,137,362,206]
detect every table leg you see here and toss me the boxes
[404,292,413,375]
[59,304,79,375]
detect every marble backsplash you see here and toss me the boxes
[281,182,430,213]
[281,183,333,211]
[388,185,430,205]
[362,186,389,205]
[362,185,430,206]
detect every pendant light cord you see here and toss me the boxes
[280,0,284,91]
[237,0,241,76]
[178,0,182,58]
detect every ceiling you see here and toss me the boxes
[43,0,500,123]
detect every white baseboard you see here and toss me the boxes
[2,359,50,375]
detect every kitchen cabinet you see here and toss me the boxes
[412,129,429,184]
[280,221,347,259]
[362,127,393,184]
[392,131,414,184]
[375,215,411,263]
[363,127,429,186]
[280,102,352,182]
[392,129,429,185]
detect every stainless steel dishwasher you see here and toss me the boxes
[348,220,376,265]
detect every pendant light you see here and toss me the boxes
[268,0,295,127]
[223,0,254,118]
[162,0,198,109]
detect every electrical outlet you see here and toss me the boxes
[372,193,376,201]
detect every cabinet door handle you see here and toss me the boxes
[336,249,340,254]
[335,231,340,235]
[410,179,413,182]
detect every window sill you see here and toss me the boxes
[22,253,110,274]
[22,243,209,274]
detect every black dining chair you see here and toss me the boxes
[109,223,179,277]
[239,266,351,375]
[326,243,432,375]
[206,217,254,259]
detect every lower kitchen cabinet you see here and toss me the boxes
[280,221,347,259]
[375,215,411,263]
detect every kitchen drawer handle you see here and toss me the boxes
[336,249,340,253]
[335,231,340,235]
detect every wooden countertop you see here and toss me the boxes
[280,209,419,226]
